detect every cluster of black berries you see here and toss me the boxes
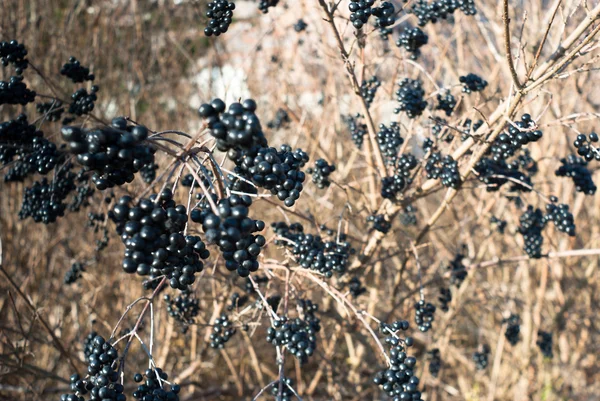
[425,152,461,188]
[68,174,95,212]
[394,78,427,118]
[374,320,423,401]
[204,0,235,36]
[344,114,368,149]
[347,276,367,297]
[459,73,487,93]
[64,262,86,285]
[490,216,507,233]
[473,344,490,370]
[368,214,392,233]
[1,114,42,170]
[555,154,596,194]
[5,137,64,182]
[447,248,467,286]
[227,292,248,311]
[68,86,99,116]
[258,0,279,13]
[0,75,36,105]
[18,164,77,224]
[272,221,354,277]
[474,157,533,193]
[377,122,404,165]
[61,335,124,401]
[349,0,376,29]
[140,161,159,184]
[381,153,418,199]
[396,27,428,60]
[36,100,64,122]
[61,57,95,83]
[109,190,210,290]
[427,348,441,378]
[233,144,308,207]
[407,0,477,27]
[373,2,396,40]
[82,331,98,362]
[191,194,265,277]
[536,330,553,358]
[573,132,600,161]
[543,201,575,236]
[267,108,291,130]
[489,114,543,161]
[132,368,180,401]
[0,40,28,74]
[360,76,381,108]
[62,118,156,190]
[270,377,295,401]
[503,314,520,345]
[165,291,200,332]
[436,90,456,117]
[210,314,236,348]
[400,205,418,226]
[306,158,336,189]
[267,315,319,363]
[414,300,436,332]
[461,118,484,141]
[438,287,451,312]
[518,205,545,258]
[294,19,308,32]
[422,137,434,153]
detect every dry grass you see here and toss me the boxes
[1,0,600,400]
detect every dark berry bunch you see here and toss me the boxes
[0,114,42,170]
[555,154,596,194]
[461,118,484,141]
[368,214,392,233]
[414,300,436,332]
[61,118,155,190]
[272,221,354,277]
[199,98,268,161]
[204,0,235,36]
[473,344,490,370]
[490,216,507,233]
[227,292,249,311]
[407,0,477,27]
[474,157,533,193]
[438,287,452,312]
[377,122,404,165]
[513,149,538,175]
[294,19,308,32]
[267,108,291,130]
[344,114,368,149]
[109,190,210,290]
[381,153,418,199]
[306,158,336,189]
[61,335,124,401]
[298,298,321,332]
[0,40,28,74]
[427,348,441,378]
[400,205,418,226]
[139,161,159,184]
[267,315,319,363]
[64,261,86,285]
[191,194,265,277]
[503,314,520,345]
[396,27,429,60]
[573,132,600,161]
[436,90,456,116]
[543,201,575,236]
[372,2,396,40]
[422,137,434,153]
[374,320,423,400]
[489,114,543,161]
[394,78,427,118]
[210,313,236,348]
[36,100,64,122]
[446,249,467,287]
[61,57,95,83]
[425,152,461,188]
[68,86,99,116]
[347,276,367,298]
[0,75,36,105]
[69,173,95,212]
[459,73,488,93]
[360,76,381,108]
[82,331,98,362]
[518,205,545,258]
[270,377,295,401]
[4,136,64,182]
[536,330,553,358]
[165,291,200,331]
[348,0,376,29]
[258,0,279,14]
[132,368,180,401]
[233,144,309,206]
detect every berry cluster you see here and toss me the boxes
[109,190,210,290]
[0,40,28,74]
[344,114,368,149]
[64,261,86,285]
[82,331,98,362]
[209,314,236,348]
[394,78,427,118]
[306,158,336,189]
[381,153,418,199]
[489,114,543,161]
[349,0,376,29]
[204,0,235,36]
[536,330,553,358]
[61,57,95,83]
[294,19,308,32]
[459,73,488,93]
[407,0,477,27]
[36,100,64,122]
[436,90,456,117]
[503,314,520,346]
[414,300,436,332]
[258,0,279,13]
[377,122,404,165]
[347,276,367,297]
[396,27,428,60]
[360,76,381,108]
[490,216,507,233]
[461,118,484,141]
[555,154,596,194]
[132,368,180,401]
[427,348,441,378]
[400,205,418,226]
[544,201,576,236]
[368,214,392,233]
[473,344,490,370]
[373,2,396,40]
[0,114,42,171]
[227,292,248,311]
[191,194,265,277]
[474,157,534,193]
[267,108,291,130]
[62,118,155,190]
[4,136,63,182]
[573,132,600,161]
[438,287,452,312]
[68,86,99,116]
[270,377,295,401]
[425,152,461,188]
[165,291,200,331]
[267,314,319,363]
[518,205,545,258]
[0,75,36,105]
[447,249,467,287]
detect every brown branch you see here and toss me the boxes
[502,0,524,90]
